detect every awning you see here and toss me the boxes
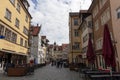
[0,49,28,56]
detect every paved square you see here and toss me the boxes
[0,64,83,80]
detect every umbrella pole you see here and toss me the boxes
[110,66,112,80]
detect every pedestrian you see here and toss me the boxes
[60,59,63,68]
[56,60,60,68]
[51,60,54,66]
[28,59,34,75]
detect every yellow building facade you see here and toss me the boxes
[69,12,82,64]
[0,0,32,65]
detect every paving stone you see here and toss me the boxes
[0,64,83,80]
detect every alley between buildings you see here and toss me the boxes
[0,64,81,80]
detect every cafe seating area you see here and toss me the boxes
[4,63,47,77]
[7,67,27,76]
[78,67,120,80]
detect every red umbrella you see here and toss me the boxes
[87,37,95,64]
[102,24,116,67]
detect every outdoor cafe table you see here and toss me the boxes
[89,74,120,80]
[83,70,120,80]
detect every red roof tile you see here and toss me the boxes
[62,44,69,50]
[31,25,41,36]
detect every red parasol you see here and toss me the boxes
[87,37,95,64]
[102,24,116,67]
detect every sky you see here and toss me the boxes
[28,0,92,45]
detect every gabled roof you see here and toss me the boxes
[62,44,69,50]
[31,25,41,36]
[41,36,46,39]
[69,12,79,17]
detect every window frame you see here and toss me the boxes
[74,18,78,26]
[5,9,12,21]
[20,38,23,46]
[16,3,21,13]
[74,29,79,37]
[5,28,12,41]
[9,0,15,6]
[23,26,28,36]
[0,24,5,36]
[11,32,17,43]
[25,40,27,48]
[25,15,28,22]
[15,18,20,28]
[117,7,120,19]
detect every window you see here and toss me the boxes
[23,27,28,35]
[74,18,78,25]
[82,46,88,53]
[25,15,28,22]
[74,29,79,37]
[73,42,80,50]
[20,38,23,46]
[0,24,4,36]
[117,8,120,19]
[96,38,103,50]
[83,34,88,43]
[5,9,11,21]
[82,24,86,32]
[17,3,20,12]
[11,32,17,43]
[88,21,92,28]
[15,18,19,28]
[99,55,106,69]
[9,0,15,5]
[89,33,93,39]
[5,28,11,41]
[25,40,27,47]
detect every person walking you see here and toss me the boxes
[56,59,60,68]
[60,59,63,68]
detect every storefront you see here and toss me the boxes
[0,50,28,71]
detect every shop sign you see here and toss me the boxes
[0,36,5,39]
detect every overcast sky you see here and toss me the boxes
[28,0,91,45]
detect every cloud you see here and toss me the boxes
[28,0,91,45]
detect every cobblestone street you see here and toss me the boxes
[0,64,82,80]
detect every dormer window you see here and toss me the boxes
[117,7,120,19]
[23,1,29,9]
